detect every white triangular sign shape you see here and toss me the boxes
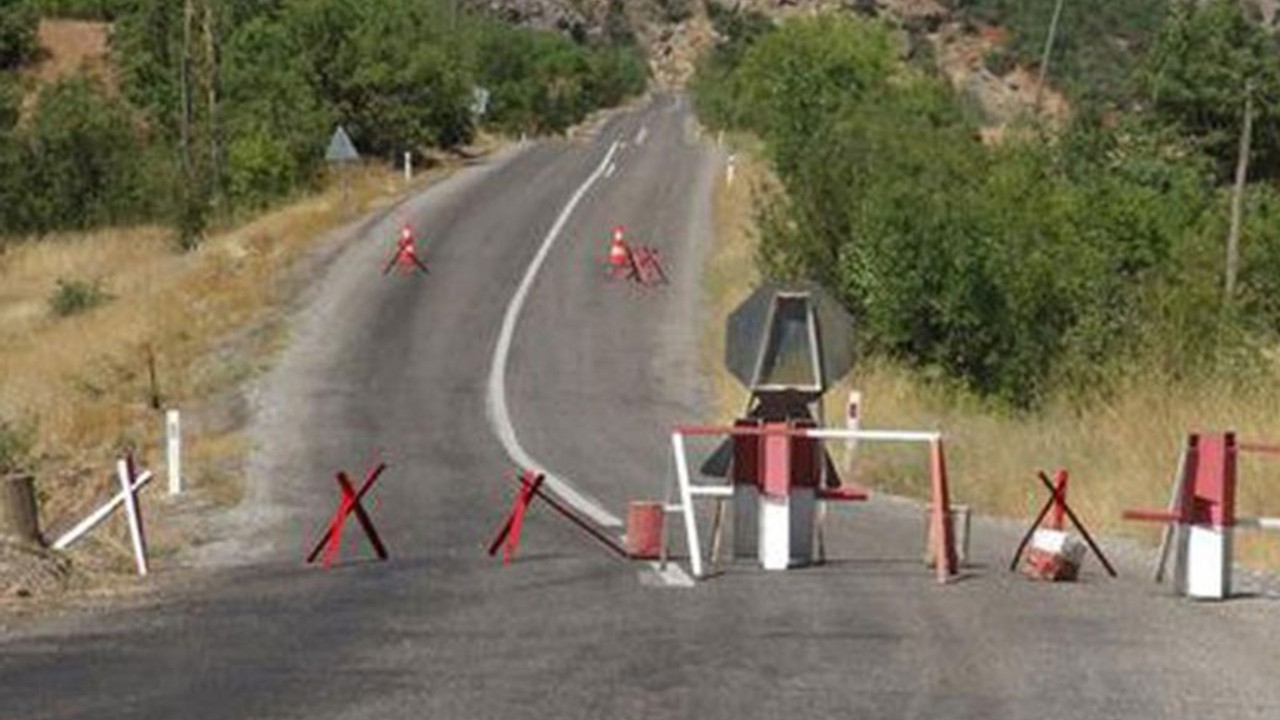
[325,125,360,163]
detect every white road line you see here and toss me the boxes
[486,141,623,529]
[604,162,617,178]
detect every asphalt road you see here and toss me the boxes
[3,94,1280,720]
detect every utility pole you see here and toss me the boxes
[1226,81,1255,298]
[1035,0,1067,114]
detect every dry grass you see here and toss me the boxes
[703,134,770,420]
[0,157,474,574]
[702,142,1280,569]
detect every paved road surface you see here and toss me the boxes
[2,95,1280,720]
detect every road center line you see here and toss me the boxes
[486,141,623,528]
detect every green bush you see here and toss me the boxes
[0,417,34,474]
[657,0,693,24]
[31,0,133,20]
[1139,0,1280,181]
[23,77,150,233]
[226,128,298,210]
[0,0,38,70]
[49,277,112,317]
[0,0,649,239]
[695,12,1280,407]
[950,0,1167,109]
[0,72,20,130]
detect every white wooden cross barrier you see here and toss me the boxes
[52,457,151,576]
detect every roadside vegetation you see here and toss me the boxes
[694,1,1280,563]
[0,0,647,242]
[0,0,647,583]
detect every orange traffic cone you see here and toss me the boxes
[383,223,429,276]
[607,226,632,279]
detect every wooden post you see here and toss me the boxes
[0,473,40,545]
[1034,0,1067,113]
[117,459,148,576]
[1226,82,1254,297]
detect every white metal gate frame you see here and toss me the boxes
[664,425,957,581]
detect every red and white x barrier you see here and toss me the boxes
[1124,432,1280,600]
[666,425,957,582]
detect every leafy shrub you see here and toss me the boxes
[1139,0,1280,182]
[49,277,112,317]
[982,46,1017,76]
[657,0,693,24]
[31,0,133,20]
[694,12,1280,407]
[949,0,1167,109]
[23,77,150,233]
[0,0,38,70]
[0,417,34,474]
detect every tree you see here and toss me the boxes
[1142,0,1280,181]
[0,0,38,70]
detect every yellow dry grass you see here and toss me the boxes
[702,142,1280,568]
[0,159,468,557]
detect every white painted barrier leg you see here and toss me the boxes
[116,460,148,577]
[758,494,790,570]
[1184,524,1230,600]
[672,433,704,578]
[52,470,153,550]
[166,409,181,495]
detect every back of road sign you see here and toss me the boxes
[326,125,360,163]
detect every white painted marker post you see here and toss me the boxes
[166,410,181,495]
[404,151,412,183]
[116,459,148,576]
[726,154,737,186]
[846,391,862,457]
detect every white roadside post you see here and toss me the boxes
[726,153,737,186]
[404,151,412,184]
[846,391,862,457]
[116,459,149,576]
[166,409,181,495]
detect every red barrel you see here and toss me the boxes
[626,501,664,559]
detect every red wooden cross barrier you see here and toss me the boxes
[1010,469,1116,577]
[306,462,388,569]
[632,246,669,287]
[487,469,627,564]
